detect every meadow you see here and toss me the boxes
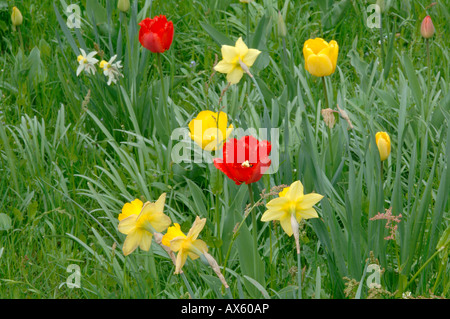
[0,0,448,299]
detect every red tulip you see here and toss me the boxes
[420,15,435,39]
[213,136,272,185]
[138,15,174,53]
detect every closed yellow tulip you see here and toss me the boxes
[303,38,338,77]
[375,132,391,161]
[188,110,233,151]
[11,7,23,27]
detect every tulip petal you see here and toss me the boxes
[306,53,333,77]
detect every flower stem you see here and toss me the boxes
[157,53,171,133]
[247,183,259,278]
[297,251,302,299]
[322,77,333,162]
[17,26,24,52]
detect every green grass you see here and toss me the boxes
[0,0,448,299]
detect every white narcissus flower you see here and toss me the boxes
[99,55,124,85]
[76,49,99,76]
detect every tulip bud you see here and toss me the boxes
[11,7,23,27]
[420,15,435,39]
[117,0,130,12]
[375,132,391,161]
[277,11,287,38]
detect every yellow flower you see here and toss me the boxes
[162,216,208,274]
[375,131,391,161]
[118,198,143,221]
[261,181,323,236]
[214,37,261,84]
[303,38,339,77]
[188,110,233,151]
[118,193,171,256]
[11,7,23,27]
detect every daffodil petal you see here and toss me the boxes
[296,207,319,221]
[298,193,324,210]
[138,231,153,251]
[279,214,293,236]
[175,250,188,274]
[214,60,235,74]
[221,45,238,63]
[170,236,186,252]
[285,181,304,201]
[118,214,138,235]
[187,216,206,240]
[122,229,142,256]
[226,67,244,84]
[242,48,261,67]
[235,37,249,57]
[261,208,287,222]
[265,197,289,211]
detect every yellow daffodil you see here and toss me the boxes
[214,37,261,84]
[261,181,323,237]
[162,216,208,274]
[375,131,391,161]
[303,38,338,77]
[11,7,23,27]
[188,110,233,151]
[118,193,171,256]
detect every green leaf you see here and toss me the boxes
[199,22,234,46]
[0,213,12,231]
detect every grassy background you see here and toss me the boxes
[0,0,449,298]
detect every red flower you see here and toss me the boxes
[213,136,272,185]
[138,15,174,53]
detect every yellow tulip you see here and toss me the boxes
[162,216,208,274]
[214,37,261,84]
[261,181,323,237]
[118,193,171,256]
[303,38,339,77]
[188,110,233,151]
[11,7,23,27]
[375,131,391,161]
